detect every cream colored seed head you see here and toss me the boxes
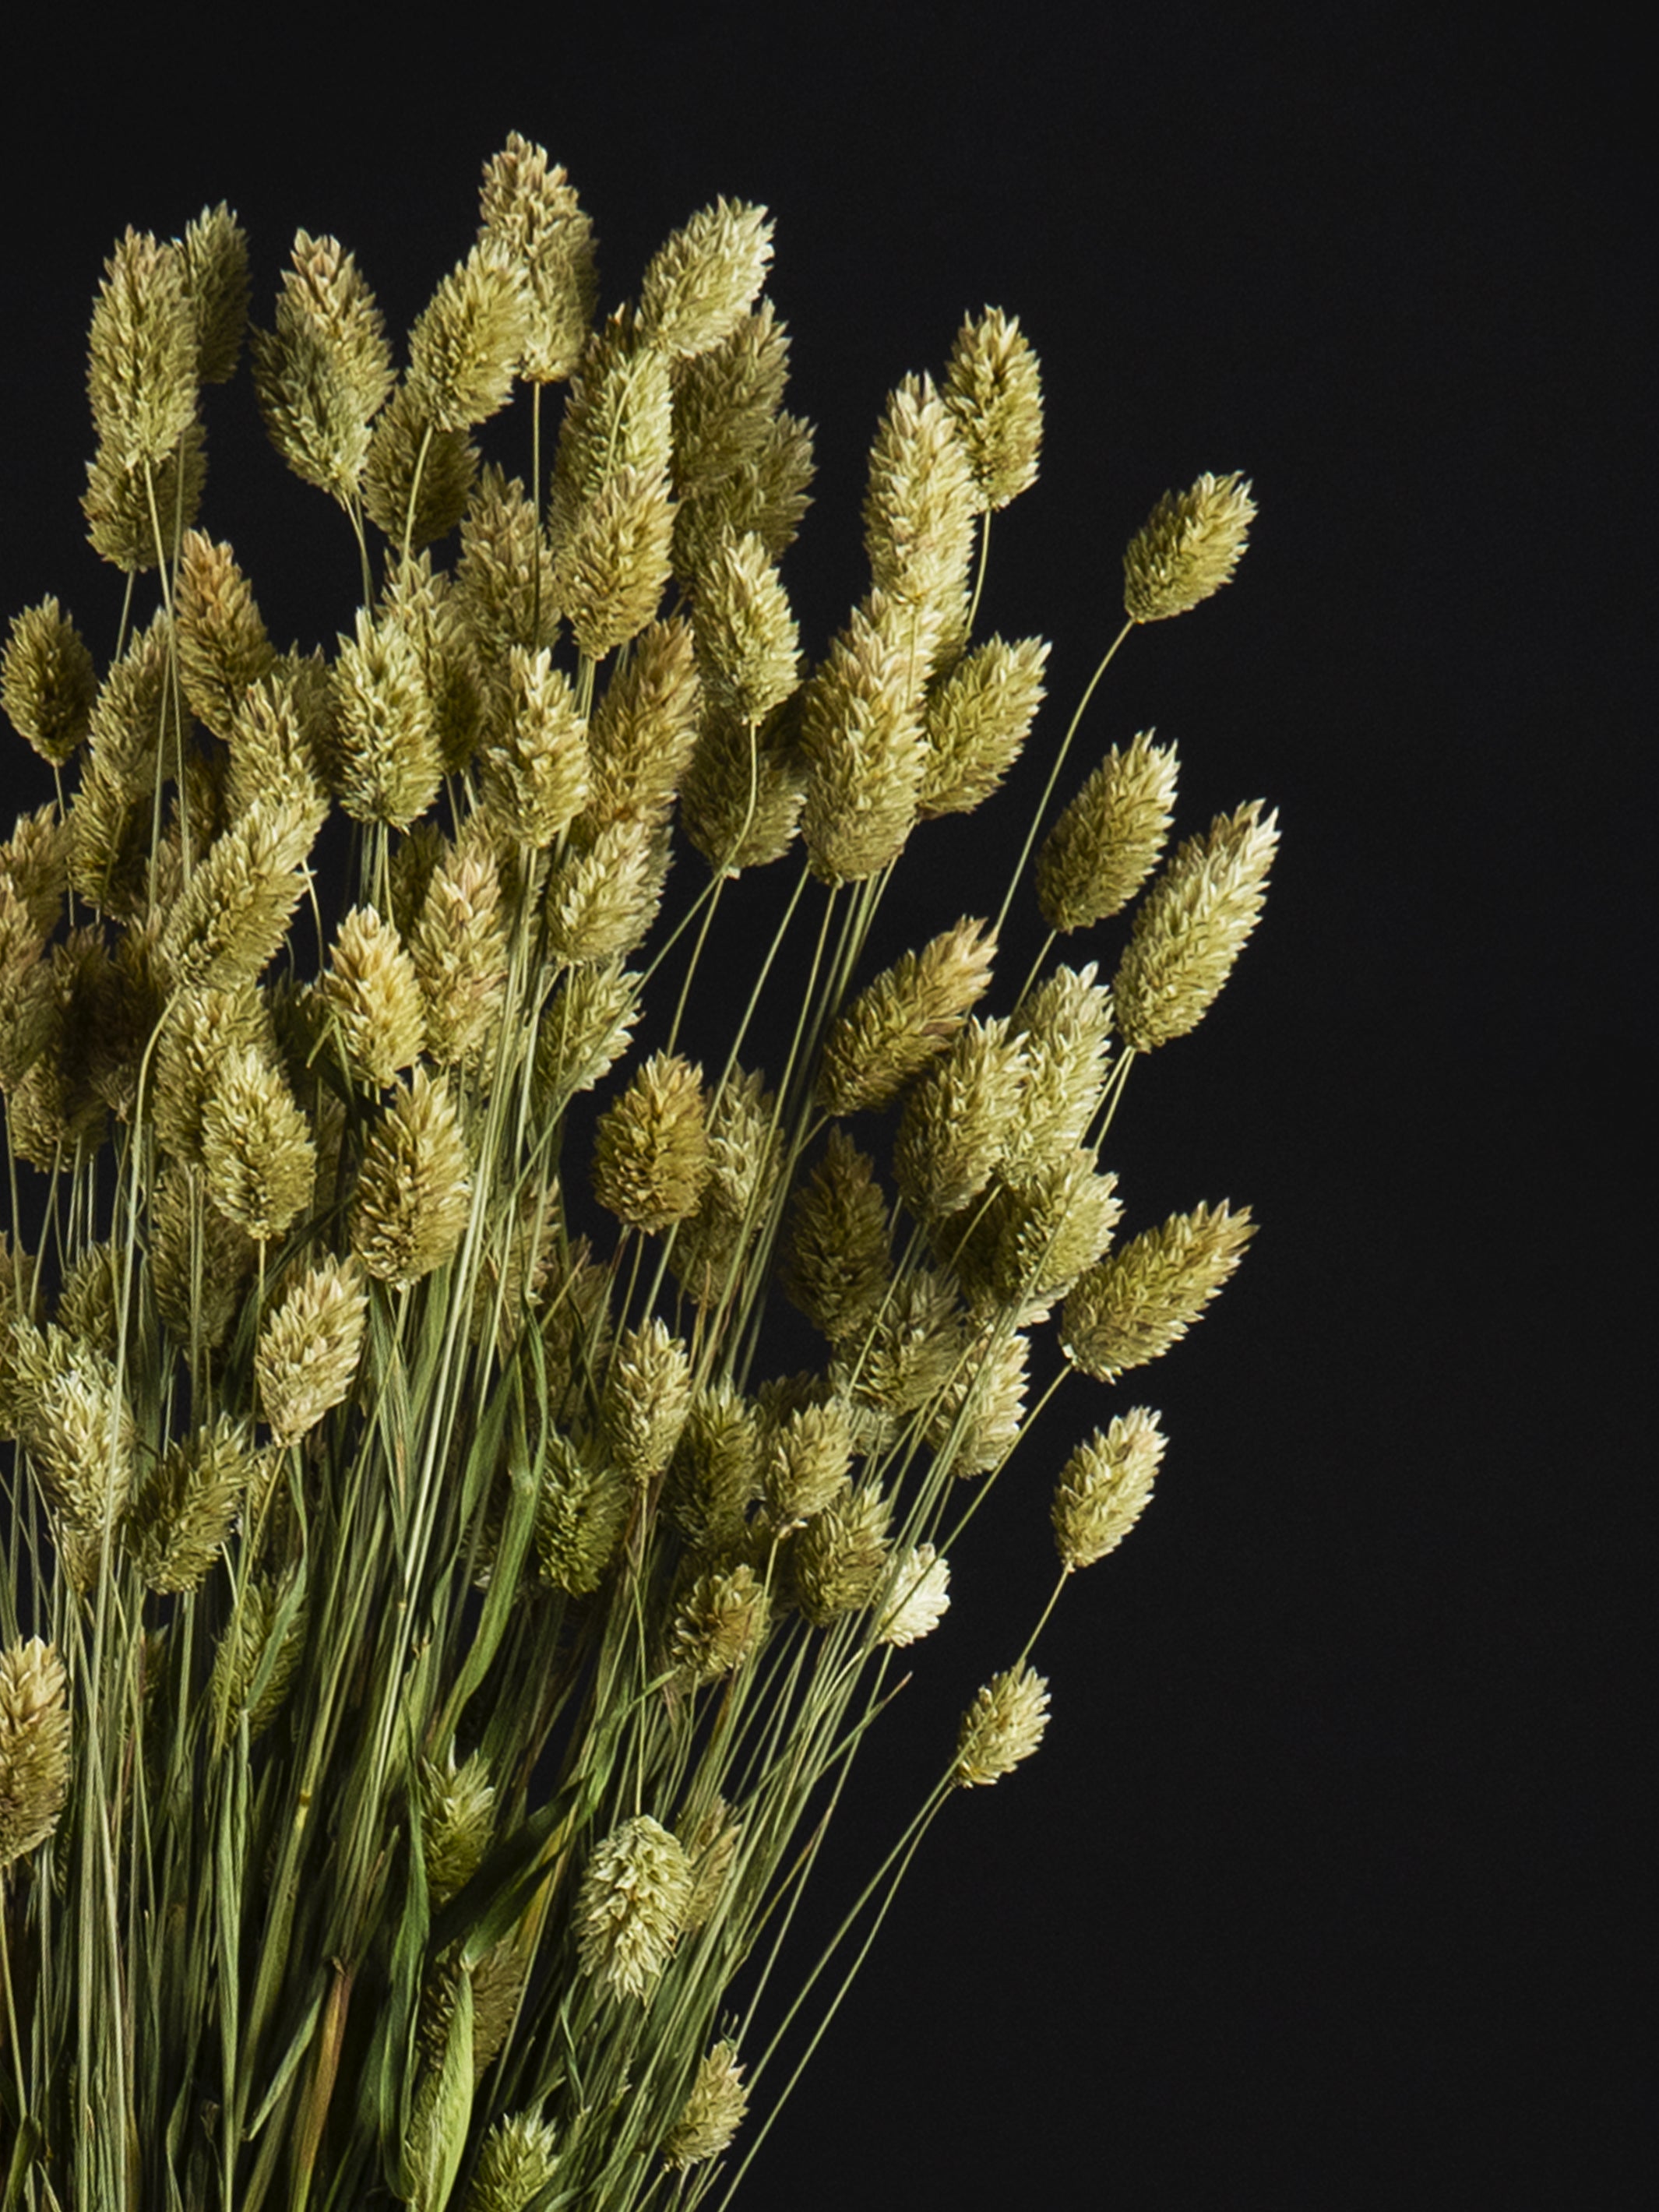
[954,1664,1050,1787]
[456,464,560,657]
[201,1047,316,1245]
[583,615,702,830]
[407,247,530,433]
[781,1129,890,1345]
[1061,1201,1256,1379]
[255,1256,368,1446]
[332,606,441,830]
[2,598,97,766]
[791,1484,891,1626]
[87,227,197,472]
[601,1317,693,1485]
[176,531,276,741]
[1124,470,1256,622]
[893,1015,1028,1224]
[690,527,801,726]
[126,1413,255,1596]
[876,1543,951,1647]
[639,199,773,362]
[798,591,932,885]
[350,1067,474,1287]
[670,298,791,503]
[591,1052,710,1235]
[863,372,977,618]
[180,202,249,385]
[477,132,597,384]
[481,646,590,848]
[544,819,667,967]
[410,839,509,1073]
[250,230,394,501]
[360,383,479,551]
[1037,729,1180,934]
[575,1814,694,2001]
[920,632,1050,819]
[468,2112,562,2212]
[664,2041,750,2171]
[322,905,424,1089]
[819,916,998,1117]
[669,1564,771,1685]
[926,1324,1030,1477]
[663,1379,760,1550]
[1053,1407,1168,1571]
[943,307,1044,512]
[551,463,677,662]
[0,1639,72,1872]
[1114,800,1280,1051]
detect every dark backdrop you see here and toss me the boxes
[1,6,1644,2204]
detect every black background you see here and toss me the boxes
[0,6,1645,2204]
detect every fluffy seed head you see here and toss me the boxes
[791,1484,891,1626]
[0,1640,72,1872]
[332,607,442,830]
[639,199,773,361]
[819,917,997,1117]
[591,1052,710,1234]
[533,1433,629,1596]
[601,1319,693,1485]
[863,372,977,618]
[762,1395,855,1527]
[251,230,395,501]
[876,1543,951,1647]
[576,1814,693,2000]
[180,203,249,383]
[481,647,590,847]
[477,132,597,383]
[468,2111,562,2212]
[200,1047,316,1243]
[893,1016,1027,1223]
[1053,1407,1167,1571]
[954,1664,1050,1786]
[664,2041,749,2170]
[782,1131,891,1345]
[350,1067,474,1287]
[668,1564,771,1685]
[125,1413,255,1594]
[418,1745,496,1905]
[689,528,801,725]
[943,308,1044,511]
[3,598,97,766]
[1113,801,1280,1051]
[1037,730,1179,934]
[320,904,425,1088]
[86,228,197,471]
[798,591,934,884]
[176,532,276,741]
[408,836,509,1073]
[255,1256,368,1445]
[920,634,1049,819]
[1124,470,1256,622]
[544,818,668,967]
[552,463,677,662]
[407,248,530,431]
[1061,1202,1256,1379]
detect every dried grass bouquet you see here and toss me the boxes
[0,134,1274,2209]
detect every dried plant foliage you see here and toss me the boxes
[0,143,1273,2211]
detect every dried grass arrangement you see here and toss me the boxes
[0,135,1274,2209]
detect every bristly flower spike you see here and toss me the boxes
[1123,470,1256,622]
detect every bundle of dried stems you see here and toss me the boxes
[0,133,1274,2210]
